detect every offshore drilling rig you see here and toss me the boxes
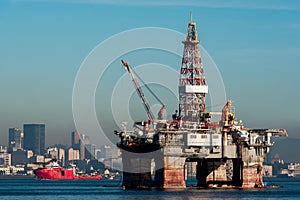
[114,15,287,189]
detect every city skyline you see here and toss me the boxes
[0,0,299,162]
[0,127,121,177]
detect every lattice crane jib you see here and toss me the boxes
[179,14,208,124]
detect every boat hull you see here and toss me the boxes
[34,167,102,180]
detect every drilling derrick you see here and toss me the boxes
[179,13,208,126]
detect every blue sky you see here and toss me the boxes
[0,0,300,160]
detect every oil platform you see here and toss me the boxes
[114,15,287,189]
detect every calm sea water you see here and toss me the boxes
[0,177,299,200]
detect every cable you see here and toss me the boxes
[131,67,164,106]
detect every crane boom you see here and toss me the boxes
[121,60,155,121]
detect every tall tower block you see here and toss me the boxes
[179,13,208,125]
[23,123,46,155]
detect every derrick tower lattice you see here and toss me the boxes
[179,14,208,124]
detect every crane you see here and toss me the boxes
[121,60,165,121]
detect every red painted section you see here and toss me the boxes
[242,166,263,188]
[34,167,102,180]
[164,169,185,188]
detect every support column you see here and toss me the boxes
[232,158,243,187]
[121,150,153,189]
[162,156,186,188]
[242,164,264,188]
[196,159,208,187]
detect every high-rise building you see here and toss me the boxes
[47,147,65,166]
[47,147,59,159]
[84,143,96,160]
[23,123,45,155]
[99,145,119,160]
[8,128,24,149]
[0,153,11,166]
[67,147,80,161]
[79,134,89,160]
[0,146,10,166]
[11,149,28,165]
[0,146,7,153]
[71,131,80,149]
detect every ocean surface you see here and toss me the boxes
[0,177,299,200]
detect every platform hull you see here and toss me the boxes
[120,147,264,189]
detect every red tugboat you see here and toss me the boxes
[34,159,102,180]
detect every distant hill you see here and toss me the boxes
[270,138,300,163]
